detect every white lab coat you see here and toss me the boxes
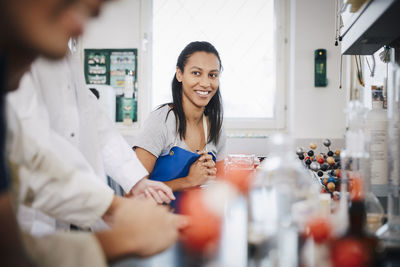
[7,53,148,235]
[7,84,114,233]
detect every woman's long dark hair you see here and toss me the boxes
[164,41,223,145]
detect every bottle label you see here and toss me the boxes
[389,115,400,187]
[367,120,388,186]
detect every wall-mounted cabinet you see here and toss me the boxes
[341,0,400,55]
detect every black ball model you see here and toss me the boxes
[320,163,329,171]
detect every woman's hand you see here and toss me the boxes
[186,151,217,187]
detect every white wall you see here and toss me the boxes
[289,0,347,139]
[82,0,140,48]
[80,0,347,154]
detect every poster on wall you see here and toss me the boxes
[110,50,136,94]
[84,48,137,94]
[84,48,138,123]
[85,49,109,85]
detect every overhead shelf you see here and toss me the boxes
[341,0,400,55]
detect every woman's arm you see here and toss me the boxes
[134,147,158,174]
[164,152,216,191]
[135,148,216,192]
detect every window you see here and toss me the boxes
[151,0,288,131]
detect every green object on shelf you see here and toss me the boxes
[116,95,137,123]
[315,49,328,87]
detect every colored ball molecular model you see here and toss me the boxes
[296,139,341,197]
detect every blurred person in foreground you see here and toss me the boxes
[7,43,175,235]
[0,0,185,266]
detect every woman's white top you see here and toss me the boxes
[133,105,226,161]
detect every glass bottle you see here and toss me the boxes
[335,105,385,265]
[330,177,382,267]
[247,134,319,267]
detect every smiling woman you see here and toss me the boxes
[133,41,227,209]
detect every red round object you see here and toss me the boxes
[331,238,369,267]
[317,157,325,164]
[304,216,331,243]
[179,189,222,253]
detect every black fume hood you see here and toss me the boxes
[341,0,400,55]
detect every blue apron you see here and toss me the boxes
[149,115,216,211]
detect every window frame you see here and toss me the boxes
[140,0,289,135]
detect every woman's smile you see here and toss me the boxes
[195,90,212,97]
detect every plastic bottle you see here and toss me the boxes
[365,86,389,209]
[124,69,134,98]
[376,47,400,245]
[121,70,135,125]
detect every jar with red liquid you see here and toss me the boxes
[221,154,256,194]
